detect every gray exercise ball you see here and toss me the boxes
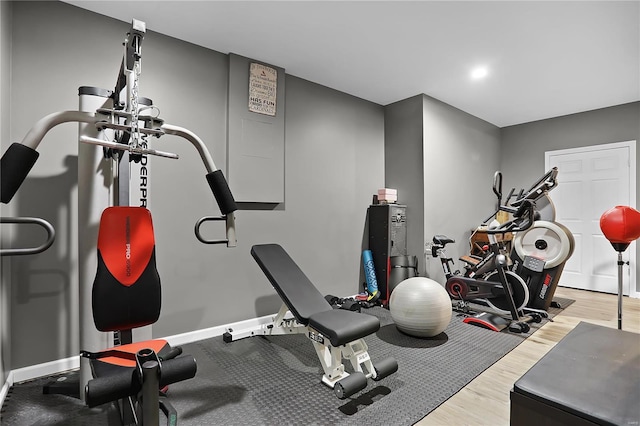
[388,277,452,337]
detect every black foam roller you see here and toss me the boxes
[85,355,197,408]
[334,372,367,399]
[85,368,136,408]
[1,143,39,203]
[373,357,398,381]
[206,170,238,215]
[159,355,197,387]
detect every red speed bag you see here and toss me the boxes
[600,206,640,248]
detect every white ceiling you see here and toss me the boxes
[64,1,639,127]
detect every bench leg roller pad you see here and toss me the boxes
[373,357,399,381]
[334,372,368,399]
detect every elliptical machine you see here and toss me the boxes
[435,200,544,333]
[433,167,574,316]
[500,167,575,311]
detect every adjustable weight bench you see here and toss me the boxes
[223,243,398,399]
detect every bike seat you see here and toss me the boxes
[433,235,455,246]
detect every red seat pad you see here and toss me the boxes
[600,205,640,243]
[90,340,171,378]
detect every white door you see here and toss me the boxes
[546,141,636,295]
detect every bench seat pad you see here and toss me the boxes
[309,309,380,347]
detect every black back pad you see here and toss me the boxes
[251,244,333,325]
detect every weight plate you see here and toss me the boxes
[535,194,556,222]
[513,221,572,268]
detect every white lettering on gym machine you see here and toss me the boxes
[125,216,132,276]
[308,331,325,344]
[139,140,148,207]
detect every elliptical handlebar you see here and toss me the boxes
[510,167,558,207]
[486,199,535,235]
[493,171,503,205]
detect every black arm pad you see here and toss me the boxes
[1,143,39,204]
[206,170,238,215]
[85,355,197,408]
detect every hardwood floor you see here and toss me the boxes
[416,287,640,425]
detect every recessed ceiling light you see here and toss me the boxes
[471,66,488,80]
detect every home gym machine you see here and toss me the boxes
[1,19,237,425]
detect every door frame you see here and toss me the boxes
[545,140,637,298]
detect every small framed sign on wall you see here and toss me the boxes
[248,62,277,116]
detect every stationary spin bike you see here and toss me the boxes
[434,200,545,333]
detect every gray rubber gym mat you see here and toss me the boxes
[2,300,573,425]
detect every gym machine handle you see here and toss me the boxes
[206,170,238,216]
[487,200,535,235]
[0,143,40,204]
[0,110,96,204]
[0,114,238,247]
[0,217,56,256]
[511,166,559,207]
[160,124,238,248]
[84,355,197,408]
[192,170,238,247]
[493,171,503,205]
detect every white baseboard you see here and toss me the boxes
[164,313,274,347]
[11,355,79,384]
[1,370,14,407]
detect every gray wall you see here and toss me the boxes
[422,95,501,284]
[500,102,640,292]
[6,1,384,369]
[9,1,124,369]
[4,0,638,375]
[1,0,13,384]
[384,95,425,272]
[383,94,501,285]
